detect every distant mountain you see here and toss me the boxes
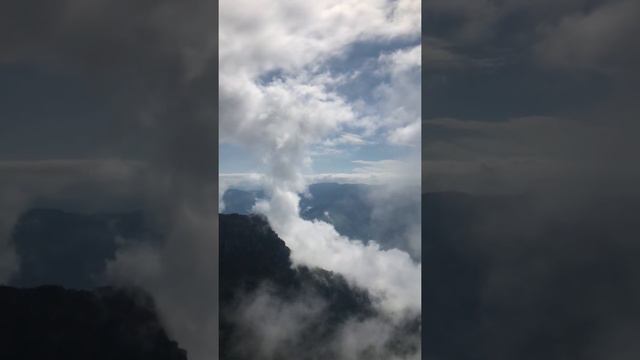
[0,285,187,360]
[222,183,373,240]
[10,208,155,289]
[222,182,422,260]
[299,183,373,241]
[221,188,266,215]
[219,213,419,359]
[219,213,376,316]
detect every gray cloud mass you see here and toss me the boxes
[423,1,640,359]
[0,1,218,359]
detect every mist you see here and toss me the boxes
[220,0,422,358]
[1,1,218,359]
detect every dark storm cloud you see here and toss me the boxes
[423,0,640,193]
[423,0,639,122]
[423,1,640,359]
[534,0,640,72]
[0,0,217,168]
[0,1,218,359]
[423,192,640,360]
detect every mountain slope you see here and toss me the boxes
[221,183,372,240]
[219,213,419,360]
[0,285,187,360]
[11,208,153,288]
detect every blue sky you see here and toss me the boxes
[219,5,421,181]
[218,3,423,351]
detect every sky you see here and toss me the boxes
[219,0,421,180]
[219,1,422,358]
[218,0,422,295]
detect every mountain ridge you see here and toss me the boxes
[0,285,187,360]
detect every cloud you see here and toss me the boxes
[221,71,361,193]
[225,284,327,359]
[423,115,640,194]
[373,45,421,145]
[225,280,420,360]
[219,2,422,355]
[255,189,420,316]
[422,1,640,358]
[219,0,422,154]
[1,1,219,359]
[323,133,369,147]
[423,36,470,69]
[306,172,389,185]
[220,0,419,77]
[0,159,145,283]
[379,45,421,74]
[388,121,421,146]
[350,158,422,259]
[534,0,640,72]
[422,0,640,76]
[423,189,640,360]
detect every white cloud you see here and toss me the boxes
[388,120,421,146]
[378,44,421,74]
[373,45,422,145]
[220,0,420,77]
[220,0,422,325]
[254,188,420,316]
[220,0,422,157]
[323,133,369,147]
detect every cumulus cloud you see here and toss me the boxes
[388,121,421,146]
[372,45,421,145]
[219,173,265,212]
[219,0,419,77]
[220,0,422,152]
[219,0,422,342]
[255,189,420,315]
[323,133,369,147]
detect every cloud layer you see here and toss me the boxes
[423,1,640,359]
[1,1,218,359]
[220,0,422,356]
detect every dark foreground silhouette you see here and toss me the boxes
[0,285,187,360]
[219,213,420,360]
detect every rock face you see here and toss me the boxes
[220,214,420,360]
[0,285,187,360]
